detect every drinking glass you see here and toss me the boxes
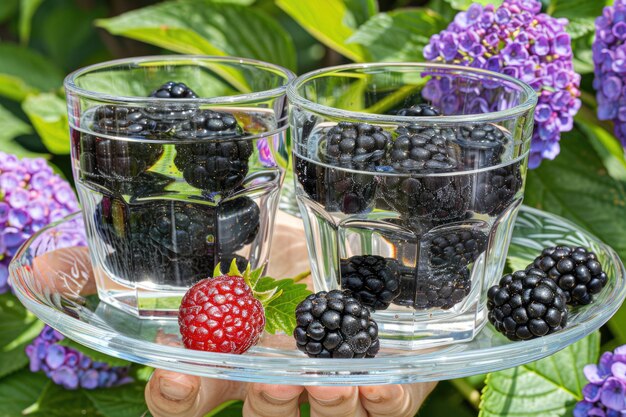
[288,63,537,348]
[65,56,294,318]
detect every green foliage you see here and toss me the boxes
[84,384,147,417]
[443,0,502,10]
[22,93,70,154]
[0,43,63,102]
[0,103,39,157]
[480,332,600,416]
[276,0,369,61]
[19,0,44,44]
[348,8,447,62]
[96,0,296,71]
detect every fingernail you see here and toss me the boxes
[313,396,344,407]
[158,376,193,401]
[260,391,293,405]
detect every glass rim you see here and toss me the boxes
[64,55,296,104]
[286,62,538,123]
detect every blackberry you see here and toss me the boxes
[293,290,380,358]
[173,110,252,193]
[394,103,441,117]
[80,106,166,183]
[144,81,198,122]
[488,268,568,341]
[453,123,507,168]
[471,161,523,216]
[213,197,261,254]
[529,246,608,306]
[314,122,391,214]
[414,268,471,310]
[150,81,198,99]
[95,196,259,286]
[340,255,400,310]
[321,122,392,166]
[428,228,488,269]
[387,124,459,171]
[381,124,470,222]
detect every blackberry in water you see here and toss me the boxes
[322,122,392,166]
[428,228,488,269]
[472,161,523,216]
[488,268,568,341]
[340,255,400,310]
[315,122,392,214]
[144,81,198,122]
[381,124,470,222]
[293,290,380,358]
[529,246,608,306]
[394,103,441,117]
[414,268,471,310]
[80,106,166,184]
[387,124,459,171]
[174,110,252,193]
[214,197,261,254]
[454,123,507,168]
[150,81,198,99]
[94,196,260,286]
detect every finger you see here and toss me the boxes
[359,382,438,417]
[146,369,240,417]
[307,386,367,417]
[242,383,304,417]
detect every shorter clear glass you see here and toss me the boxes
[287,63,537,348]
[64,56,294,318]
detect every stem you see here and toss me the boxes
[450,378,481,410]
[292,270,311,283]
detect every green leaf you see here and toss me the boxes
[85,383,147,417]
[524,127,626,263]
[24,381,100,417]
[443,0,502,10]
[608,305,626,345]
[344,0,377,26]
[479,332,599,416]
[348,8,446,62]
[254,277,311,335]
[58,338,131,367]
[548,0,607,19]
[0,318,44,379]
[276,0,367,62]
[0,369,49,417]
[96,0,296,71]
[0,294,40,349]
[577,114,626,182]
[0,0,18,23]
[21,93,70,155]
[0,43,63,102]
[19,0,44,44]
[566,17,596,39]
[0,103,45,158]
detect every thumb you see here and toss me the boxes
[146,369,236,417]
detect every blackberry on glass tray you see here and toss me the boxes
[294,290,380,358]
[528,246,608,306]
[488,268,568,341]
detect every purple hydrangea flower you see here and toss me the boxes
[0,153,79,293]
[423,0,581,168]
[25,325,132,390]
[575,345,626,416]
[593,0,626,148]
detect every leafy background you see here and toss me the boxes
[0,0,624,415]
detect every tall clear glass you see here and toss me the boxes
[65,56,294,318]
[288,63,537,348]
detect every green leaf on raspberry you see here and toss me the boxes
[215,259,312,335]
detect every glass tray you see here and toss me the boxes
[9,207,626,385]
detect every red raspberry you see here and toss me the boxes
[178,275,265,353]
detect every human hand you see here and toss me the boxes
[145,370,437,417]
